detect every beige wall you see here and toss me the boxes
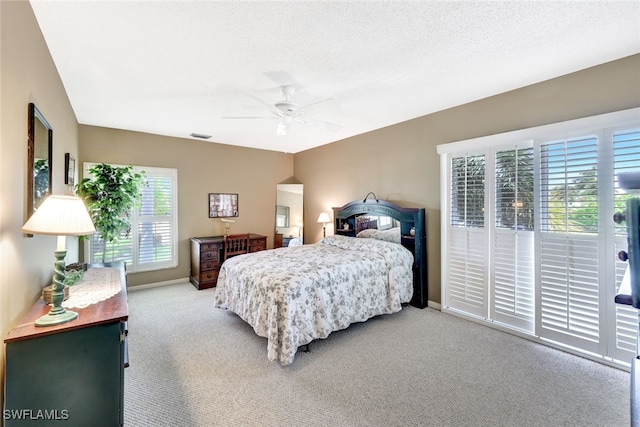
[1,1,639,411]
[78,126,293,286]
[0,0,80,406]
[294,53,640,305]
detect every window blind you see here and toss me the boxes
[492,147,535,332]
[138,174,174,266]
[447,155,487,317]
[538,137,600,351]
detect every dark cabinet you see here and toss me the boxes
[3,262,128,426]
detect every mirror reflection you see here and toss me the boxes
[275,183,303,247]
[27,103,53,218]
[276,205,290,228]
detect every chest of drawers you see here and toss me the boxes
[3,262,128,427]
[190,234,267,289]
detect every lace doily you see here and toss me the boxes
[62,267,122,309]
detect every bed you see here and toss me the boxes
[214,198,428,365]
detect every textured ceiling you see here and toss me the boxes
[29,1,640,153]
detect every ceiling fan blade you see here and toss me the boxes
[239,91,279,112]
[295,97,336,112]
[303,117,343,132]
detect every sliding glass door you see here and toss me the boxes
[439,109,640,367]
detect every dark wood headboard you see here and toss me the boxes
[332,199,428,309]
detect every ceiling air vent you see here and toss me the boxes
[190,133,211,139]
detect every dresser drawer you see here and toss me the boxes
[199,270,218,284]
[200,242,220,252]
[200,250,219,262]
[251,243,266,252]
[200,259,219,272]
[250,238,267,252]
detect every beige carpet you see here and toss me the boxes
[124,283,629,427]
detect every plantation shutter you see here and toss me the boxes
[446,155,487,317]
[86,163,178,273]
[611,129,640,359]
[137,171,176,269]
[538,137,600,352]
[492,147,535,332]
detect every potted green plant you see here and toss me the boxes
[75,163,145,263]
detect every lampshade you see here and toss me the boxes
[21,195,95,327]
[220,217,235,235]
[22,195,96,236]
[317,212,330,224]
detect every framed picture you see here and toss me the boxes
[208,193,239,218]
[64,153,75,186]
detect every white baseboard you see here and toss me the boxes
[427,300,441,310]
[128,277,190,292]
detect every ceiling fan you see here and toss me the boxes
[223,85,342,136]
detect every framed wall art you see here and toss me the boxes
[209,193,238,218]
[64,153,75,186]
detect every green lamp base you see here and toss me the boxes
[35,309,78,327]
[35,248,79,327]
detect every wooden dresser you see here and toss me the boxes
[3,262,128,427]
[190,234,267,289]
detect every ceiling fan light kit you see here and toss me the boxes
[224,83,342,136]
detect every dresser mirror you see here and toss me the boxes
[275,183,303,245]
[27,103,53,222]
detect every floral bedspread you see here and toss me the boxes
[214,234,414,365]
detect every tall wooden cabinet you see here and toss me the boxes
[190,234,267,289]
[3,262,128,427]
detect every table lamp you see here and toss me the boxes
[317,212,330,238]
[21,195,96,327]
[220,218,235,235]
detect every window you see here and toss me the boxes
[84,163,178,273]
[438,107,640,368]
[495,148,534,231]
[451,155,485,228]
